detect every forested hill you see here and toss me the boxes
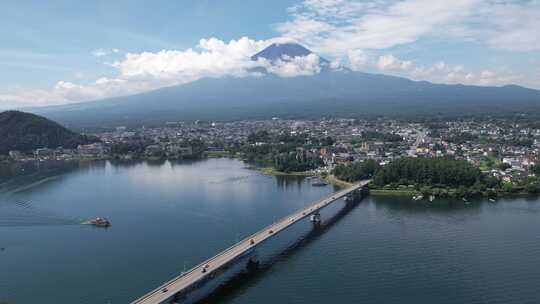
[0,111,96,155]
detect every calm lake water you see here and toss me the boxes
[1,158,540,304]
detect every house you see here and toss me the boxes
[167,144,193,157]
[77,143,105,158]
[145,145,163,156]
[34,148,55,160]
[9,150,25,161]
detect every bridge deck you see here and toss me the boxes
[131,180,370,304]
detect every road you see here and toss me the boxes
[131,180,370,304]
[408,130,426,156]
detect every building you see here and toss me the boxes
[9,150,25,161]
[167,144,193,157]
[145,144,164,156]
[77,143,105,158]
[34,148,55,160]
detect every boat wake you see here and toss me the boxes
[0,200,80,227]
[209,175,253,184]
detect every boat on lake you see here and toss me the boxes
[82,217,111,227]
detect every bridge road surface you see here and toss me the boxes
[131,180,370,304]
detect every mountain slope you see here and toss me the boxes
[31,70,540,128]
[0,111,96,154]
[26,42,540,128]
[251,42,330,64]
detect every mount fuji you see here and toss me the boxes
[29,43,540,128]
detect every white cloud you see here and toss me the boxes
[0,37,330,108]
[377,54,412,71]
[484,1,540,52]
[115,37,267,80]
[92,48,121,57]
[2,0,539,109]
[277,0,481,55]
[274,0,539,88]
[278,0,540,55]
[92,49,107,57]
[262,53,322,77]
[347,49,368,71]
[375,54,520,87]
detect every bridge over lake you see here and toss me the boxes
[131,180,371,304]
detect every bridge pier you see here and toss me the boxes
[345,187,369,204]
[310,212,321,224]
[131,181,371,304]
[170,292,186,304]
[246,255,260,272]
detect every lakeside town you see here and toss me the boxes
[6,117,540,188]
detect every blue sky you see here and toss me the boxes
[1,0,539,108]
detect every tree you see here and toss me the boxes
[247,130,270,144]
[373,157,482,188]
[333,160,380,182]
[531,164,540,175]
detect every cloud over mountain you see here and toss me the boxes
[1,0,539,109]
[0,38,330,108]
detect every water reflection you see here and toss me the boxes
[197,199,363,304]
[0,158,336,304]
[372,196,484,214]
[0,161,81,194]
[0,160,210,196]
[4,159,540,304]
[275,175,306,190]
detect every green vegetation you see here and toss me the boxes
[0,111,97,155]
[206,150,232,158]
[110,138,206,160]
[110,141,151,157]
[361,131,402,142]
[373,157,483,188]
[233,131,329,173]
[333,156,540,198]
[247,130,271,144]
[447,131,478,144]
[274,152,323,172]
[504,137,534,147]
[479,156,501,171]
[333,157,509,198]
[333,160,379,182]
[531,164,540,175]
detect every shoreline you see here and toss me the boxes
[369,189,416,196]
[321,175,354,188]
[8,157,537,201]
[258,167,315,176]
[252,165,356,190]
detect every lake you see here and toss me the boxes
[1,158,540,304]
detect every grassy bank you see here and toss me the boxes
[322,175,353,188]
[258,167,314,176]
[206,151,233,158]
[369,189,417,196]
